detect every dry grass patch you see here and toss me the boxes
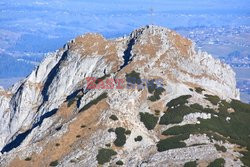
[8,99,109,167]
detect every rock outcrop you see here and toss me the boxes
[0,25,248,167]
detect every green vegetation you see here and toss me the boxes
[105,143,111,147]
[160,98,250,166]
[109,114,118,121]
[108,128,114,133]
[125,130,131,135]
[114,127,127,147]
[184,161,197,167]
[55,143,60,147]
[195,87,205,94]
[125,70,142,85]
[189,88,194,92]
[230,99,250,166]
[166,95,192,108]
[25,157,32,161]
[162,113,250,146]
[231,99,250,113]
[218,100,231,113]
[147,79,165,101]
[190,103,203,110]
[81,125,86,128]
[190,143,205,147]
[96,148,117,165]
[147,79,157,94]
[159,105,197,125]
[155,110,160,116]
[207,158,225,167]
[162,124,197,136]
[241,151,250,167]
[134,136,143,142]
[79,93,107,112]
[140,93,250,166]
[70,159,77,163]
[204,94,220,105]
[214,144,227,152]
[95,74,111,84]
[116,160,124,165]
[139,112,158,130]
[157,135,187,152]
[159,109,184,125]
[49,160,59,166]
[148,87,165,102]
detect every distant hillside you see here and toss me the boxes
[0,54,34,78]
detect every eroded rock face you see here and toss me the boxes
[0,25,244,167]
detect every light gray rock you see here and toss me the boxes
[0,25,242,167]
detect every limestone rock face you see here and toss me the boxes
[0,25,245,167]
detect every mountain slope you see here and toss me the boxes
[0,25,249,167]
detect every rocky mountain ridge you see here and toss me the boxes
[0,25,249,167]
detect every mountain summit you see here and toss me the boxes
[0,25,249,167]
